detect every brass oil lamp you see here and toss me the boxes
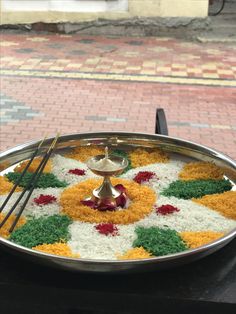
[86,147,128,210]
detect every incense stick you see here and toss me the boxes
[9,134,59,232]
[0,137,46,214]
[0,134,60,232]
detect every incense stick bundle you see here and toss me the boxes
[0,134,59,233]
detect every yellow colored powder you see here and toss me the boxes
[180,231,224,249]
[0,161,10,172]
[65,146,104,162]
[193,191,236,220]
[15,157,52,173]
[60,178,156,224]
[117,247,152,260]
[129,148,169,168]
[179,162,224,181]
[0,213,26,238]
[33,242,80,258]
[0,176,22,195]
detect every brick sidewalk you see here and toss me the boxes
[1,33,236,159]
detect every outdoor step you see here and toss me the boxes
[197,34,236,43]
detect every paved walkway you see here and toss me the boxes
[1,32,236,159]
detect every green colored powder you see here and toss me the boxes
[133,226,187,256]
[6,172,68,189]
[112,149,132,173]
[10,215,72,248]
[162,179,232,199]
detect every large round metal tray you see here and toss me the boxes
[0,132,235,273]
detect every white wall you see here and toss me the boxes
[2,0,128,12]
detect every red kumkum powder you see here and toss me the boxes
[34,194,57,206]
[156,204,180,215]
[81,184,128,211]
[68,169,86,176]
[133,171,156,184]
[95,223,119,236]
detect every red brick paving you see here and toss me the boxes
[1,77,236,159]
[1,33,236,79]
[0,32,236,160]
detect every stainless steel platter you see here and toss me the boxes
[0,132,235,273]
